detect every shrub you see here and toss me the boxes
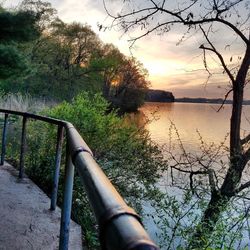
[6,92,165,248]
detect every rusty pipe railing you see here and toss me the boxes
[0,108,159,250]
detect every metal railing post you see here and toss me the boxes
[19,116,27,178]
[1,113,8,165]
[50,126,64,210]
[59,143,75,250]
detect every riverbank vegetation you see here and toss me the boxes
[4,92,165,248]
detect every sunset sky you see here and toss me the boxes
[5,0,249,99]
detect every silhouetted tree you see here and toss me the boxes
[89,43,125,98]
[110,57,150,111]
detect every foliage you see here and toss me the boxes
[146,125,250,249]
[0,8,40,43]
[0,1,150,111]
[151,187,250,249]
[22,20,103,100]
[24,20,149,109]
[46,92,163,199]
[19,0,57,31]
[109,57,150,112]
[6,93,165,248]
[0,6,40,80]
[0,44,28,80]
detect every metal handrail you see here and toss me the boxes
[0,108,159,250]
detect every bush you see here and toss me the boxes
[6,92,165,248]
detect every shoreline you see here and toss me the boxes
[144,99,250,105]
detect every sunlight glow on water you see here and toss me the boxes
[139,102,250,150]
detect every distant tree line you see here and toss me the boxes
[0,0,150,112]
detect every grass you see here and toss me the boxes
[0,92,57,113]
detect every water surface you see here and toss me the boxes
[138,102,250,150]
[135,102,250,246]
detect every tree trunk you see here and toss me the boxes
[189,45,250,248]
[102,80,110,99]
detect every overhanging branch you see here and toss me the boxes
[241,134,250,146]
[171,165,208,175]
[236,180,250,193]
[217,88,233,112]
[105,0,249,45]
[199,26,235,84]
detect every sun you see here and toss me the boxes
[143,59,186,77]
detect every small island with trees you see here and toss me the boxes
[145,89,175,102]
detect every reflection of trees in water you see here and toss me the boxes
[128,102,174,129]
[124,110,148,129]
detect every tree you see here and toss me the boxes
[0,5,40,80]
[0,0,57,85]
[19,0,57,31]
[109,57,150,112]
[1,0,150,110]
[104,0,250,247]
[19,20,103,100]
[90,44,150,111]
[90,43,125,98]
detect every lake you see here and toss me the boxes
[132,102,250,248]
[136,102,250,150]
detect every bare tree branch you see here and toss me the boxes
[103,0,157,20]
[217,88,233,112]
[236,180,250,193]
[199,25,235,84]
[104,0,249,45]
[241,134,250,146]
[128,21,182,47]
[171,165,208,175]
[213,17,249,45]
